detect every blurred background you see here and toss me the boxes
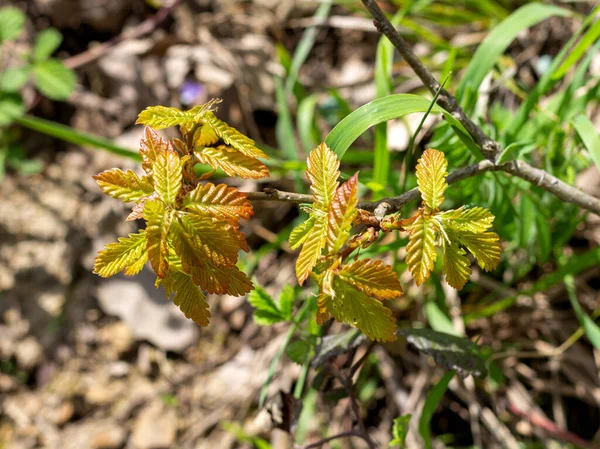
[0,0,599,448]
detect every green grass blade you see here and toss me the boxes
[325,94,474,161]
[572,114,600,173]
[565,274,600,350]
[275,77,303,191]
[16,114,140,161]
[297,93,320,153]
[456,3,573,110]
[419,370,455,449]
[284,0,332,94]
[552,8,600,81]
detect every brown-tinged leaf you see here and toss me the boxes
[166,270,211,326]
[416,149,448,211]
[93,230,147,278]
[326,173,358,252]
[405,214,437,286]
[183,182,253,221]
[442,240,471,290]
[202,111,267,159]
[136,106,198,129]
[338,258,403,299]
[153,151,182,205]
[140,127,174,176]
[93,168,153,202]
[144,200,173,278]
[195,145,269,179]
[296,217,327,285]
[306,142,340,211]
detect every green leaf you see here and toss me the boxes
[397,328,487,378]
[93,231,147,278]
[390,415,411,448]
[195,144,269,179]
[33,60,76,100]
[306,142,340,211]
[136,106,198,129]
[0,93,24,126]
[565,274,600,351]
[339,258,403,300]
[203,111,267,159]
[440,206,495,234]
[419,370,455,449]
[405,215,437,286]
[441,241,471,291]
[312,328,366,367]
[295,216,327,285]
[0,66,31,92]
[153,151,182,205]
[289,215,317,250]
[93,168,153,202]
[324,94,476,162]
[572,114,600,174]
[454,230,501,272]
[552,14,600,80]
[286,340,312,365]
[248,285,285,325]
[416,149,448,211]
[496,141,536,165]
[33,28,63,61]
[0,7,25,42]
[278,285,295,320]
[456,3,572,108]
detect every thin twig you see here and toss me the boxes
[64,0,186,70]
[299,430,368,449]
[350,341,376,378]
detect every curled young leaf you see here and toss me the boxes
[416,149,448,211]
[140,127,174,177]
[153,151,183,205]
[327,173,359,252]
[203,111,267,159]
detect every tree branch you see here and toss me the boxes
[299,430,368,449]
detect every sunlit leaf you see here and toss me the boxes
[454,230,501,272]
[442,241,471,291]
[144,200,173,278]
[306,142,340,210]
[93,168,153,202]
[339,258,403,300]
[193,124,219,147]
[318,277,397,342]
[405,214,437,286]
[93,230,147,277]
[416,149,448,211]
[296,217,327,285]
[183,182,253,221]
[140,127,174,177]
[203,111,267,159]
[33,60,76,100]
[195,145,269,179]
[136,106,198,129]
[153,151,182,205]
[326,173,358,252]
[167,270,210,326]
[440,206,495,233]
[249,285,285,325]
[289,215,317,250]
[390,415,411,448]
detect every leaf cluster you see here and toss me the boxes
[93,99,269,326]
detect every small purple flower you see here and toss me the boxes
[180,81,205,106]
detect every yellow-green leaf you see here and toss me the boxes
[455,231,501,272]
[140,127,173,176]
[339,258,403,299]
[202,111,267,159]
[93,231,147,277]
[136,106,198,129]
[307,143,340,211]
[441,206,495,233]
[442,241,471,290]
[183,182,253,221]
[168,270,211,326]
[296,217,327,285]
[153,151,182,205]
[195,145,269,179]
[144,200,173,278]
[93,168,153,202]
[405,214,437,286]
[416,149,448,211]
[289,215,317,250]
[318,277,397,342]
[193,125,219,147]
[327,173,358,252]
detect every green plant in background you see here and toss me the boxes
[0,5,76,180]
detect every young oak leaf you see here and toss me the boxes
[153,151,183,205]
[317,276,397,342]
[296,217,327,285]
[183,182,253,221]
[453,231,501,272]
[327,173,359,252]
[140,127,174,177]
[202,111,267,159]
[93,230,147,278]
[195,145,269,179]
[193,125,219,147]
[416,149,448,211]
[440,206,495,233]
[441,241,471,290]
[168,270,211,326]
[136,106,199,129]
[405,214,437,286]
[93,168,153,202]
[144,200,173,278]
[338,258,403,300]
[307,143,340,211]
[289,215,317,250]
